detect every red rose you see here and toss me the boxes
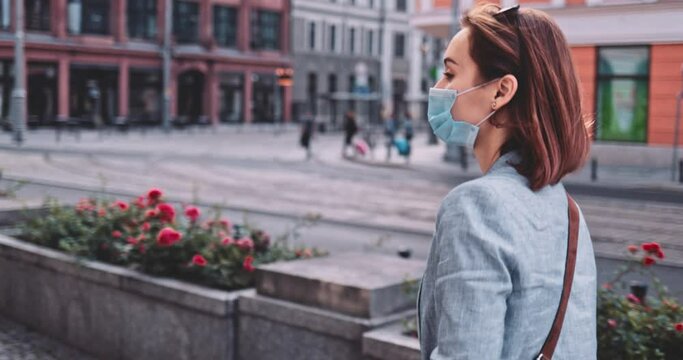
[236,237,254,251]
[220,219,231,230]
[147,188,163,201]
[656,249,665,260]
[126,236,138,245]
[156,227,182,246]
[145,209,157,218]
[192,254,207,267]
[607,319,617,329]
[641,242,661,254]
[134,196,146,209]
[627,293,641,304]
[675,322,683,332]
[221,237,233,246]
[184,206,201,222]
[113,200,129,211]
[98,208,107,217]
[627,245,638,254]
[642,256,656,266]
[243,255,255,272]
[156,203,176,223]
[141,222,151,232]
[112,230,122,239]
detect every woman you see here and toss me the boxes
[417,4,596,360]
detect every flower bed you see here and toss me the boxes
[20,188,326,291]
[598,242,683,359]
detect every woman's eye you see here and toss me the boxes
[442,72,454,80]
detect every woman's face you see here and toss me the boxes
[433,28,497,127]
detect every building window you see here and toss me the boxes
[173,0,199,44]
[349,28,356,54]
[308,22,316,50]
[329,25,337,52]
[26,0,51,32]
[68,0,110,35]
[366,30,374,56]
[307,73,317,113]
[0,0,9,30]
[251,10,280,50]
[394,32,405,58]
[328,74,337,93]
[596,47,650,143]
[214,5,237,48]
[369,0,374,8]
[396,0,407,12]
[127,0,156,40]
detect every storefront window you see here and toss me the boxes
[250,10,280,51]
[0,0,10,30]
[174,0,199,44]
[128,0,157,40]
[596,46,649,142]
[214,5,237,48]
[26,0,51,32]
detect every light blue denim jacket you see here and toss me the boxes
[417,151,597,360]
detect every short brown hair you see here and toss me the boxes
[462,4,593,191]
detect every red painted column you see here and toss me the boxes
[53,0,67,38]
[205,62,219,124]
[115,0,127,43]
[170,65,178,117]
[57,56,70,121]
[118,59,129,117]
[244,70,252,123]
[238,1,250,52]
[200,0,213,48]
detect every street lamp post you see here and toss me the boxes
[10,0,26,144]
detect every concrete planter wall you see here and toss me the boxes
[363,323,421,360]
[0,234,249,360]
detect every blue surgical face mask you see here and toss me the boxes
[427,79,498,149]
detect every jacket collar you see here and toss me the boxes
[486,150,522,175]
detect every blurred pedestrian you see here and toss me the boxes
[342,110,358,157]
[299,111,315,160]
[383,110,398,162]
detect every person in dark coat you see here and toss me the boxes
[342,110,358,157]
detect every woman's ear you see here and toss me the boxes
[493,74,518,109]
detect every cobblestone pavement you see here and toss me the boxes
[0,317,93,360]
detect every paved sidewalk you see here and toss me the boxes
[0,317,93,360]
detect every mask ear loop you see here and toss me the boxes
[476,110,497,127]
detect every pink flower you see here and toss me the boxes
[97,208,107,217]
[221,237,234,246]
[656,249,665,260]
[133,196,146,209]
[141,222,151,232]
[192,254,207,267]
[156,227,182,247]
[675,322,683,332]
[642,256,656,266]
[111,230,122,239]
[235,237,254,251]
[145,209,158,218]
[147,188,163,201]
[607,319,617,329]
[184,206,201,222]
[113,200,129,211]
[220,219,231,230]
[626,293,641,305]
[156,203,176,223]
[243,255,255,272]
[627,245,638,254]
[126,236,138,245]
[601,283,613,290]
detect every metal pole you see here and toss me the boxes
[162,0,172,132]
[672,63,683,181]
[10,0,26,145]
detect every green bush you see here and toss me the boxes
[21,188,326,290]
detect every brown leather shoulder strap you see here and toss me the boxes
[536,193,580,360]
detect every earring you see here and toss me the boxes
[491,100,497,110]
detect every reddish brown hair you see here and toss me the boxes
[462,4,593,191]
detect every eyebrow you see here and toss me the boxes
[443,57,458,67]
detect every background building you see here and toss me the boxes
[0,0,293,128]
[412,0,683,147]
[291,0,437,129]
